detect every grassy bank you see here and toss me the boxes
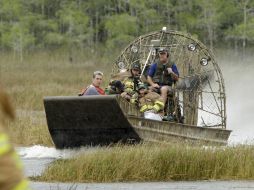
[37,143,254,182]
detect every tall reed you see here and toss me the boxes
[38,143,254,182]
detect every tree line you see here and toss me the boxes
[0,0,253,57]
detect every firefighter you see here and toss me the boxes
[132,83,164,121]
[106,62,141,101]
[0,86,31,190]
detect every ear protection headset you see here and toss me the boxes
[158,50,169,58]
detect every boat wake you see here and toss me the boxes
[17,145,101,159]
[17,145,103,177]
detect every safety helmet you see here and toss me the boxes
[158,47,168,53]
[158,47,169,57]
[138,83,146,90]
[131,62,141,71]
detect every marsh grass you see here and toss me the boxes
[6,110,53,146]
[0,50,112,145]
[37,143,254,182]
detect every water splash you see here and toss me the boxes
[220,53,254,145]
[17,145,101,159]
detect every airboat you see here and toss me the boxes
[44,27,231,149]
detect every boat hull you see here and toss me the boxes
[44,95,231,149]
[128,117,231,145]
[44,96,141,148]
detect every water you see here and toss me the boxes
[220,55,254,144]
[29,181,254,190]
[18,145,104,177]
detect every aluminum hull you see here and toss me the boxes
[44,95,231,149]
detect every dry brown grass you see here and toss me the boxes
[0,50,112,146]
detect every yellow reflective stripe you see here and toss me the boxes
[124,81,134,88]
[130,98,136,104]
[155,100,164,108]
[13,179,30,190]
[0,133,12,156]
[125,88,133,93]
[154,100,164,111]
[11,151,23,170]
[140,105,154,112]
[153,104,160,112]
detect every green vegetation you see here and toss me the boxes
[37,143,254,182]
[0,0,253,182]
[0,0,253,61]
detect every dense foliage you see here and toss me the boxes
[0,0,253,55]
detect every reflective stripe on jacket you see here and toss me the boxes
[0,132,30,190]
[0,133,11,156]
[13,180,30,190]
[140,104,154,112]
[139,92,164,113]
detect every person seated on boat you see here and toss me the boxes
[106,63,141,101]
[147,47,179,104]
[131,83,164,121]
[78,71,105,96]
